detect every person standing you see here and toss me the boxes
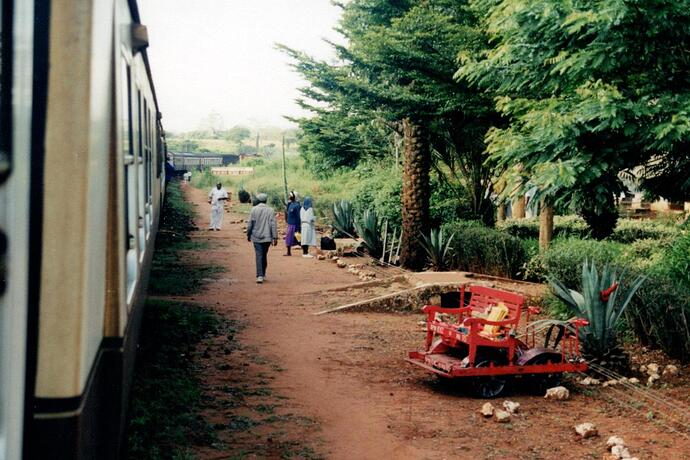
[284,191,301,256]
[247,193,278,283]
[208,182,229,230]
[300,196,317,258]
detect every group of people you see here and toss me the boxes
[283,191,316,258]
[208,183,317,284]
[246,190,317,283]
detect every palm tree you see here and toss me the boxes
[399,118,430,270]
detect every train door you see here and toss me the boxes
[0,0,33,458]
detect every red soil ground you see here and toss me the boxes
[177,183,689,460]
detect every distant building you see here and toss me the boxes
[210,167,255,176]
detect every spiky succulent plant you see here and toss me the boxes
[332,200,356,238]
[419,228,455,271]
[354,209,383,258]
[548,260,645,369]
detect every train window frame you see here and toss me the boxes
[121,60,138,305]
[136,88,146,254]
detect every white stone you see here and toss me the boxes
[628,377,640,384]
[606,436,626,449]
[502,400,520,414]
[574,422,598,438]
[336,261,347,268]
[581,377,601,386]
[611,445,631,459]
[646,363,659,375]
[647,373,660,386]
[494,409,511,423]
[603,379,620,388]
[663,364,679,376]
[545,386,570,400]
[480,402,494,417]
[316,254,326,260]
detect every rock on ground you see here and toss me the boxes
[494,409,511,423]
[663,364,679,376]
[544,386,570,400]
[503,400,520,414]
[611,444,631,459]
[580,377,601,386]
[574,422,598,439]
[606,436,626,449]
[647,373,660,386]
[479,402,494,418]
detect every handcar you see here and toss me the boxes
[406,284,588,397]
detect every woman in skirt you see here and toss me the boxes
[284,191,301,256]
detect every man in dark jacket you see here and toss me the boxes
[247,193,278,283]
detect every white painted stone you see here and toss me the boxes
[574,422,598,438]
[544,386,570,400]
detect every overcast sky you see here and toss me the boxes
[138,0,344,133]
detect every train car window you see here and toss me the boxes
[0,0,12,186]
[122,62,138,302]
[136,89,146,250]
[144,102,151,203]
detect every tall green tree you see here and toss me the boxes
[283,0,498,269]
[460,0,690,238]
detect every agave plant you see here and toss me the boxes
[548,260,645,370]
[332,200,356,238]
[354,209,383,258]
[419,228,455,271]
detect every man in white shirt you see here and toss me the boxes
[208,182,229,230]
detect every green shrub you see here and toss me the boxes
[351,163,402,230]
[498,215,589,239]
[498,216,680,244]
[429,178,475,228]
[526,238,626,286]
[624,231,690,362]
[609,219,679,244]
[442,220,526,278]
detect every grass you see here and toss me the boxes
[126,179,228,459]
[125,299,226,459]
[148,179,224,296]
[190,156,362,219]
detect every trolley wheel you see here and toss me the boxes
[470,359,507,398]
[525,354,562,394]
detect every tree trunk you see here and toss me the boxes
[399,118,430,271]
[539,199,554,251]
[497,203,506,222]
[512,195,526,219]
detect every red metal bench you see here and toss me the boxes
[422,285,526,366]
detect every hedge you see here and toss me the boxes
[442,220,526,278]
[497,216,679,243]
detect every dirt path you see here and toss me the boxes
[178,183,688,460]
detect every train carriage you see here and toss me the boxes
[1,0,166,458]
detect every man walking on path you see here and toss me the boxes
[247,193,278,283]
[208,182,229,230]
